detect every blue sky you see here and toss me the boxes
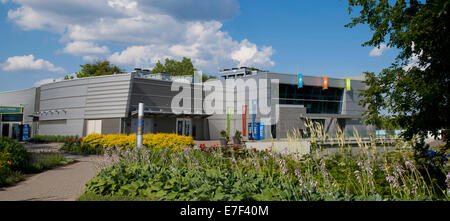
[0,0,397,91]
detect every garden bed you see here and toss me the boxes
[80,138,449,201]
[1,137,75,187]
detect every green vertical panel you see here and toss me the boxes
[346,78,351,91]
[226,107,233,136]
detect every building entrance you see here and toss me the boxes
[176,118,192,136]
[2,123,9,137]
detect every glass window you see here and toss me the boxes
[278,84,343,114]
[177,120,183,135]
[184,120,190,136]
[1,114,23,122]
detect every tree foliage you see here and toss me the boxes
[202,74,217,82]
[69,60,123,79]
[347,0,450,142]
[151,57,195,76]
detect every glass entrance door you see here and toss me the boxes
[177,120,183,135]
[176,118,192,136]
[2,123,9,137]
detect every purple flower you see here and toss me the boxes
[278,159,287,175]
[405,160,415,171]
[366,167,373,177]
[354,170,362,184]
[386,175,398,188]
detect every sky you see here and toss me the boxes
[0,0,399,91]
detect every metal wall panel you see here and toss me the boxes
[38,74,132,136]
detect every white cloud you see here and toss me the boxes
[34,77,64,86]
[231,39,275,67]
[82,56,102,62]
[7,0,273,73]
[369,43,389,56]
[1,54,64,73]
[109,45,172,67]
[63,41,110,56]
[1,0,9,4]
[402,42,428,71]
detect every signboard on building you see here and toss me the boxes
[22,124,30,141]
[0,106,23,114]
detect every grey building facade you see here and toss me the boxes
[0,87,40,139]
[0,67,374,140]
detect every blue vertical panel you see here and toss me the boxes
[254,123,260,140]
[298,74,303,88]
[259,123,265,140]
[22,124,29,141]
[248,123,253,140]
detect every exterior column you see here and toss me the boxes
[136,103,144,148]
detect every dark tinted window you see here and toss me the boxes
[1,114,23,122]
[278,84,343,114]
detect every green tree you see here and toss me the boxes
[346,0,450,144]
[152,60,165,74]
[73,61,123,79]
[151,57,195,76]
[202,74,217,82]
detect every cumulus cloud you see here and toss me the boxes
[63,41,110,56]
[34,77,64,86]
[231,40,275,67]
[403,42,428,71]
[1,54,64,73]
[109,45,172,67]
[369,43,390,56]
[7,0,273,73]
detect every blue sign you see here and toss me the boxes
[298,74,303,88]
[259,123,265,140]
[138,119,144,127]
[254,123,261,140]
[22,124,29,141]
[248,123,253,140]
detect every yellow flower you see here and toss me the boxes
[81,133,192,151]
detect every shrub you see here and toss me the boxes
[24,152,74,173]
[0,151,12,186]
[30,135,79,143]
[0,137,30,171]
[80,133,193,151]
[143,133,194,150]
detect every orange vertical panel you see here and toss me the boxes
[323,76,328,90]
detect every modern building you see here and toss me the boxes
[0,67,374,140]
[0,87,40,139]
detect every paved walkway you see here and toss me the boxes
[0,143,102,201]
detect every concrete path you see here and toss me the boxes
[0,143,102,201]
